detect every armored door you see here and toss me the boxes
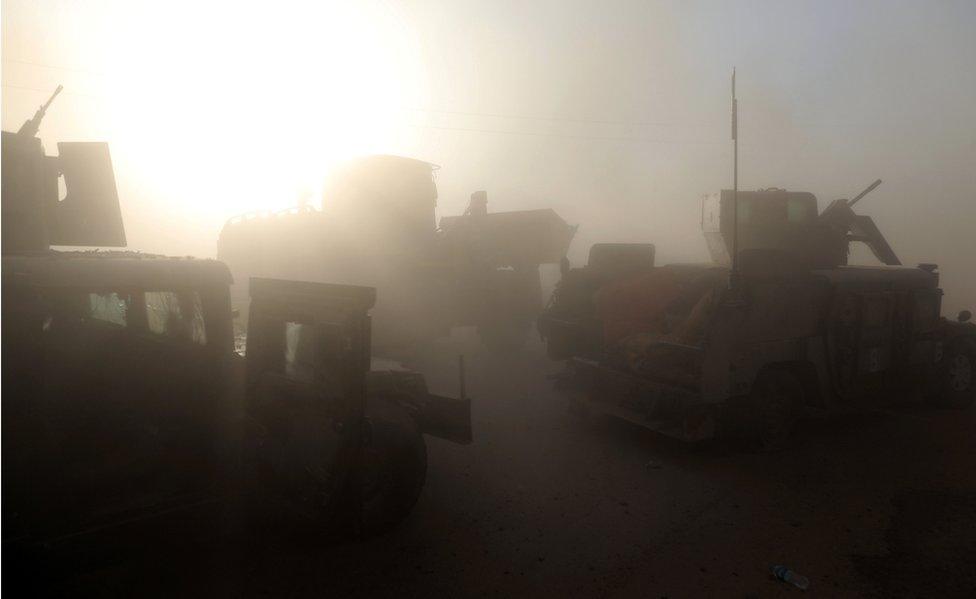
[244,278,375,534]
[827,290,896,399]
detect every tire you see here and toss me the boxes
[748,369,803,452]
[360,397,428,536]
[238,399,427,541]
[932,338,976,409]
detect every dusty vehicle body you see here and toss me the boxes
[540,242,658,361]
[1,93,471,545]
[217,155,576,351]
[540,186,975,446]
[3,258,470,542]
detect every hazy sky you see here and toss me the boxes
[2,0,974,311]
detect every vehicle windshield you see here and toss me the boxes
[30,288,209,346]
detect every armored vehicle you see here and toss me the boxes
[217,156,576,351]
[2,89,471,545]
[539,183,975,449]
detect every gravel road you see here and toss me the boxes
[23,333,976,597]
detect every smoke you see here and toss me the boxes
[3,0,973,311]
[399,0,976,313]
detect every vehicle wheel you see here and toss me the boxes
[361,397,428,536]
[238,414,354,540]
[932,339,976,409]
[749,369,803,452]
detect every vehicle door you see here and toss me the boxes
[828,289,897,399]
[129,287,222,498]
[4,284,166,535]
[244,277,375,534]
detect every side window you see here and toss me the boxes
[87,292,132,326]
[282,321,344,388]
[735,197,752,224]
[787,197,817,223]
[748,197,788,226]
[35,290,135,335]
[145,291,207,345]
[284,321,319,383]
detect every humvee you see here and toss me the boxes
[2,88,471,544]
[539,184,975,449]
[217,157,576,352]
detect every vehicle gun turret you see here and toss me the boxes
[817,179,899,266]
[16,84,63,139]
[2,85,126,253]
[218,156,576,350]
[701,179,898,270]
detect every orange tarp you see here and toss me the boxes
[594,269,683,346]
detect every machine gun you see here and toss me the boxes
[2,85,126,252]
[817,179,899,266]
[17,84,63,138]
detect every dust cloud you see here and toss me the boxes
[2,0,973,311]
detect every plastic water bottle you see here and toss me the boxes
[771,565,810,590]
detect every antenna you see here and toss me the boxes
[458,355,467,401]
[729,68,740,290]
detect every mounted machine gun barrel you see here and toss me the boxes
[17,84,63,138]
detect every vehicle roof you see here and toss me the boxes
[659,262,938,288]
[338,154,440,172]
[661,263,726,272]
[811,264,938,287]
[658,263,730,279]
[220,205,325,234]
[249,276,376,311]
[3,250,233,289]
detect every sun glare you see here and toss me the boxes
[93,2,425,220]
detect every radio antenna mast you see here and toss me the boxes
[729,68,740,290]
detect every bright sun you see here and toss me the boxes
[94,1,425,220]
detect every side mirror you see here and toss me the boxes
[959,310,972,323]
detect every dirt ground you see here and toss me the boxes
[19,333,976,597]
